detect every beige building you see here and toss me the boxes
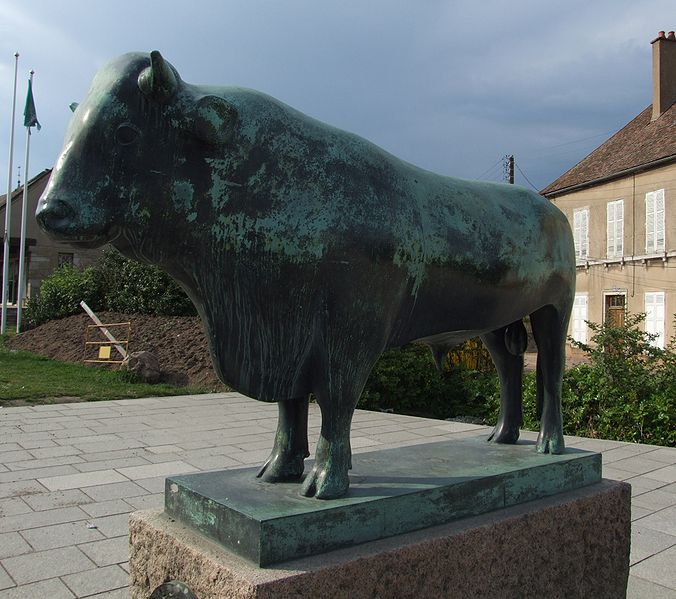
[0,169,104,307]
[543,31,676,350]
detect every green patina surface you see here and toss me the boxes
[39,50,578,501]
[165,437,601,566]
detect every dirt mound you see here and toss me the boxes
[6,312,226,390]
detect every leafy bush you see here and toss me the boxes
[24,249,196,327]
[24,264,102,328]
[359,343,499,421]
[550,313,675,446]
[96,250,195,317]
[359,344,450,418]
[359,313,675,447]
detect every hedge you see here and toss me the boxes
[359,313,675,447]
[24,249,196,328]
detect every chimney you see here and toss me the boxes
[651,30,676,121]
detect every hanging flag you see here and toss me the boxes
[23,76,40,130]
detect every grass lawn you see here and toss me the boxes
[0,335,209,405]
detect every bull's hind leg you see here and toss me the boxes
[530,305,569,454]
[481,321,526,444]
[257,397,310,482]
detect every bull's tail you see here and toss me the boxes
[428,344,449,372]
[504,320,528,356]
[535,352,544,420]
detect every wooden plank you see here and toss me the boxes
[80,301,128,359]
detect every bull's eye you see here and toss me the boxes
[115,123,141,146]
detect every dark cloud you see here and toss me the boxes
[0,0,670,193]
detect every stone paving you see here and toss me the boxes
[0,392,674,598]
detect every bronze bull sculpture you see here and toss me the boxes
[37,51,576,499]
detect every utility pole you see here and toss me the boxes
[503,154,514,184]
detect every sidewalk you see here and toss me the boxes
[0,393,674,598]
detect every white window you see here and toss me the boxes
[645,292,665,349]
[571,294,588,344]
[646,189,665,253]
[573,208,589,261]
[607,199,624,258]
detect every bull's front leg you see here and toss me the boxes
[300,290,391,499]
[300,398,354,500]
[257,396,310,482]
[300,349,369,499]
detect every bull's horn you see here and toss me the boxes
[138,50,177,102]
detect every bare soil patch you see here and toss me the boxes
[6,312,225,390]
[6,314,587,398]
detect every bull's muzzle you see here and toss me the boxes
[36,197,116,248]
[35,198,77,238]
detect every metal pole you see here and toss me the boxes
[16,70,34,333]
[1,52,19,334]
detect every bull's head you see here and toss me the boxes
[36,51,239,251]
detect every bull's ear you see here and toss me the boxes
[192,96,238,146]
[138,50,178,102]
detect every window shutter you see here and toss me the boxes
[646,191,655,252]
[645,292,665,349]
[582,209,588,259]
[607,202,614,257]
[573,208,588,260]
[607,200,623,258]
[655,189,665,251]
[572,295,588,344]
[645,190,666,253]
[616,200,623,256]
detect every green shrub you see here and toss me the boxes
[554,313,675,445]
[359,344,451,418]
[519,313,674,446]
[25,249,196,327]
[24,264,102,328]
[96,250,195,316]
[359,313,675,447]
[358,343,499,421]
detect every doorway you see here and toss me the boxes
[604,293,626,327]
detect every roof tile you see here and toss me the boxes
[542,102,676,195]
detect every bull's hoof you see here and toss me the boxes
[300,466,349,499]
[536,431,565,454]
[487,423,520,444]
[257,451,306,482]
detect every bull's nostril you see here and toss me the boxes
[36,199,76,232]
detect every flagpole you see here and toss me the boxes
[1,52,20,335]
[16,70,35,333]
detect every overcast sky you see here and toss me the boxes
[0,1,670,194]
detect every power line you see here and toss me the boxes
[539,130,615,151]
[515,162,539,191]
[518,129,617,161]
[480,165,504,182]
[474,157,503,180]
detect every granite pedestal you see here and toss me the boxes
[129,438,631,598]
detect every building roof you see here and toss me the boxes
[0,169,52,211]
[542,101,676,197]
